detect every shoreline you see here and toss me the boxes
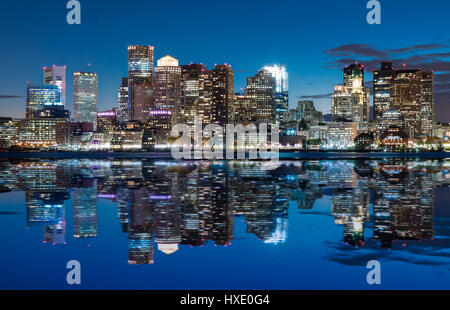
[0,151,449,160]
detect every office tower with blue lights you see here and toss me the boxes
[26,84,61,118]
[43,65,66,108]
[74,72,98,130]
[263,65,288,123]
[128,45,154,123]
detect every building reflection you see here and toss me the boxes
[6,158,450,263]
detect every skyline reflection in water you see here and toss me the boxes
[1,158,450,289]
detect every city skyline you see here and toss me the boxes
[1,1,449,121]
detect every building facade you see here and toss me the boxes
[390,69,434,137]
[211,65,234,125]
[263,64,289,123]
[128,45,154,123]
[332,63,370,130]
[74,72,98,130]
[26,84,61,118]
[117,77,129,123]
[44,65,66,108]
[373,62,393,121]
[326,122,357,150]
[245,70,275,124]
[152,55,182,130]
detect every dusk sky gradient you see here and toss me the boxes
[0,0,449,120]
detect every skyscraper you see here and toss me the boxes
[26,84,61,118]
[43,65,66,108]
[295,100,323,126]
[128,45,154,122]
[373,62,394,121]
[331,63,370,130]
[263,65,289,123]
[117,77,129,123]
[151,55,181,130]
[132,82,154,124]
[231,95,257,125]
[180,63,209,128]
[390,69,434,137]
[74,72,98,130]
[211,65,234,125]
[245,70,275,124]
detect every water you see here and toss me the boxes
[0,158,450,290]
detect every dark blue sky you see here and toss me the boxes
[0,0,449,121]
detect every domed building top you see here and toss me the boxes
[157,55,179,67]
[158,243,179,255]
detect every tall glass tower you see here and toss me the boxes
[128,45,154,122]
[26,84,61,118]
[74,72,98,130]
[43,65,66,108]
[262,64,288,123]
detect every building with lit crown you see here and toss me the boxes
[152,55,182,130]
[263,64,289,123]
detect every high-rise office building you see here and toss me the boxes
[373,62,394,121]
[245,70,275,124]
[231,95,257,125]
[180,63,209,128]
[74,72,98,130]
[295,100,323,126]
[97,110,118,133]
[26,84,61,118]
[263,64,289,123]
[128,45,154,122]
[211,65,234,125]
[331,63,370,130]
[132,82,154,124]
[44,65,66,107]
[73,186,98,238]
[151,55,181,130]
[117,77,129,123]
[331,85,353,121]
[391,69,434,137]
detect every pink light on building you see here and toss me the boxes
[98,111,116,117]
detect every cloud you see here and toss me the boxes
[325,41,450,120]
[389,43,448,54]
[298,93,333,99]
[0,95,21,99]
[326,44,388,58]
[325,42,450,72]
